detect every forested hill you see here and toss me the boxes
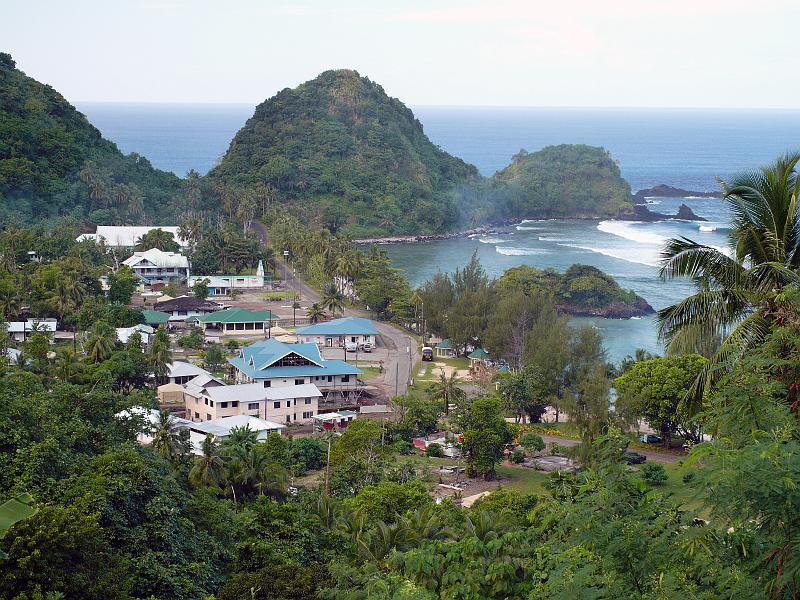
[474,144,636,221]
[0,53,184,224]
[208,69,479,237]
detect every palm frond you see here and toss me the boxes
[659,238,744,288]
[657,289,752,345]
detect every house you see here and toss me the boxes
[77,225,186,248]
[188,307,280,337]
[154,296,223,322]
[187,415,285,452]
[7,319,57,342]
[115,406,192,445]
[183,380,322,425]
[312,410,357,431]
[468,347,490,369]
[436,338,456,358]
[116,323,154,345]
[122,248,190,283]
[187,261,267,296]
[142,309,170,327]
[229,338,361,394]
[167,361,212,385]
[412,433,461,458]
[297,316,379,348]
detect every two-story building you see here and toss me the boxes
[187,260,268,296]
[228,338,362,394]
[183,380,322,425]
[122,248,190,284]
[154,296,223,323]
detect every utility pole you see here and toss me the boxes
[395,363,399,397]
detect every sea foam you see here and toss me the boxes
[495,246,548,256]
[597,220,667,246]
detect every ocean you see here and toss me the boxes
[77,102,800,363]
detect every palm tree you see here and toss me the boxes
[148,327,172,385]
[658,153,800,404]
[85,321,116,363]
[307,302,326,324]
[429,369,467,416]
[151,410,187,461]
[189,434,225,489]
[54,348,80,382]
[322,282,345,317]
[223,425,258,451]
[0,287,20,319]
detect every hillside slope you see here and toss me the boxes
[0,53,184,224]
[209,69,479,236]
[478,144,636,221]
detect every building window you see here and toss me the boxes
[294,378,304,385]
[273,401,280,409]
[231,401,238,407]
[204,398,209,405]
[342,375,350,382]
[194,411,199,419]
[293,399,297,406]
[220,402,228,408]
[263,380,271,387]
[206,413,212,420]
[302,411,313,419]
[209,400,214,407]
[327,376,332,382]
[285,415,291,423]
[305,398,312,405]
[286,401,291,408]
[248,402,259,410]
[293,414,297,421]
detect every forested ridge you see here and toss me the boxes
[0,53,186,224]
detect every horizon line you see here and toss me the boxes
[73,100,800,112]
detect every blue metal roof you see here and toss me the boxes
[229,338,361,379]
[297,316,379,336]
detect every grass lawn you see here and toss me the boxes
[356,365,382,381]
[260,291,299,301]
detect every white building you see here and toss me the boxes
[77,226,186,248]
[116,324,154,345]
[167,361,212,385]
[187,261,267,296]
[122,248,190,283]
[187,415,285,452]
[7,319,57,342]
[184,381,322,425]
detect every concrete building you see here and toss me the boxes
[122,248,190,283]
[77,226,186,248]
[187,261,267,296]
[229,338,361,394]
[116,324,154,345]
[184,381,322,425]
[297,316,379,348]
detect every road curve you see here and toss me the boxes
[252,221,419,398]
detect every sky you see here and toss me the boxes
[3,0,799,108]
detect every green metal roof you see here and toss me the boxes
[468,348,489,360]
[142,309,170,325]
[438,338,453,349]
[193,307,279,324]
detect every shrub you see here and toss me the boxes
[426,443,444,457]
[392,440,413,455]
[641,462,668,486]
[520,433,545,454]
[549,443,569,456]
[510,448,525,464]
[682,471,695,484]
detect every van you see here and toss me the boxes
[421,346,433,361]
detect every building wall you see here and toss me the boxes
[302,333,376,347]
[185,392,319,424]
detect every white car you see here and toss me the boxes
[344,341,359,352]
[360,341,374,352]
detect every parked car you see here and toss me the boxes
[360,341,374,352]
[344,341,358,352]
[639,434,663,444]
[622,451,647,465]
[421,346,433,361]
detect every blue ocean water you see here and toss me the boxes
[77,103,800,362]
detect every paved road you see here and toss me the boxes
[540,435,682,464]
[253,222,419,398]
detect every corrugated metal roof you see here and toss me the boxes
[142,309,170,324]
[194,307,278,323]
[123,248,189,269]
[297,316,378,336]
